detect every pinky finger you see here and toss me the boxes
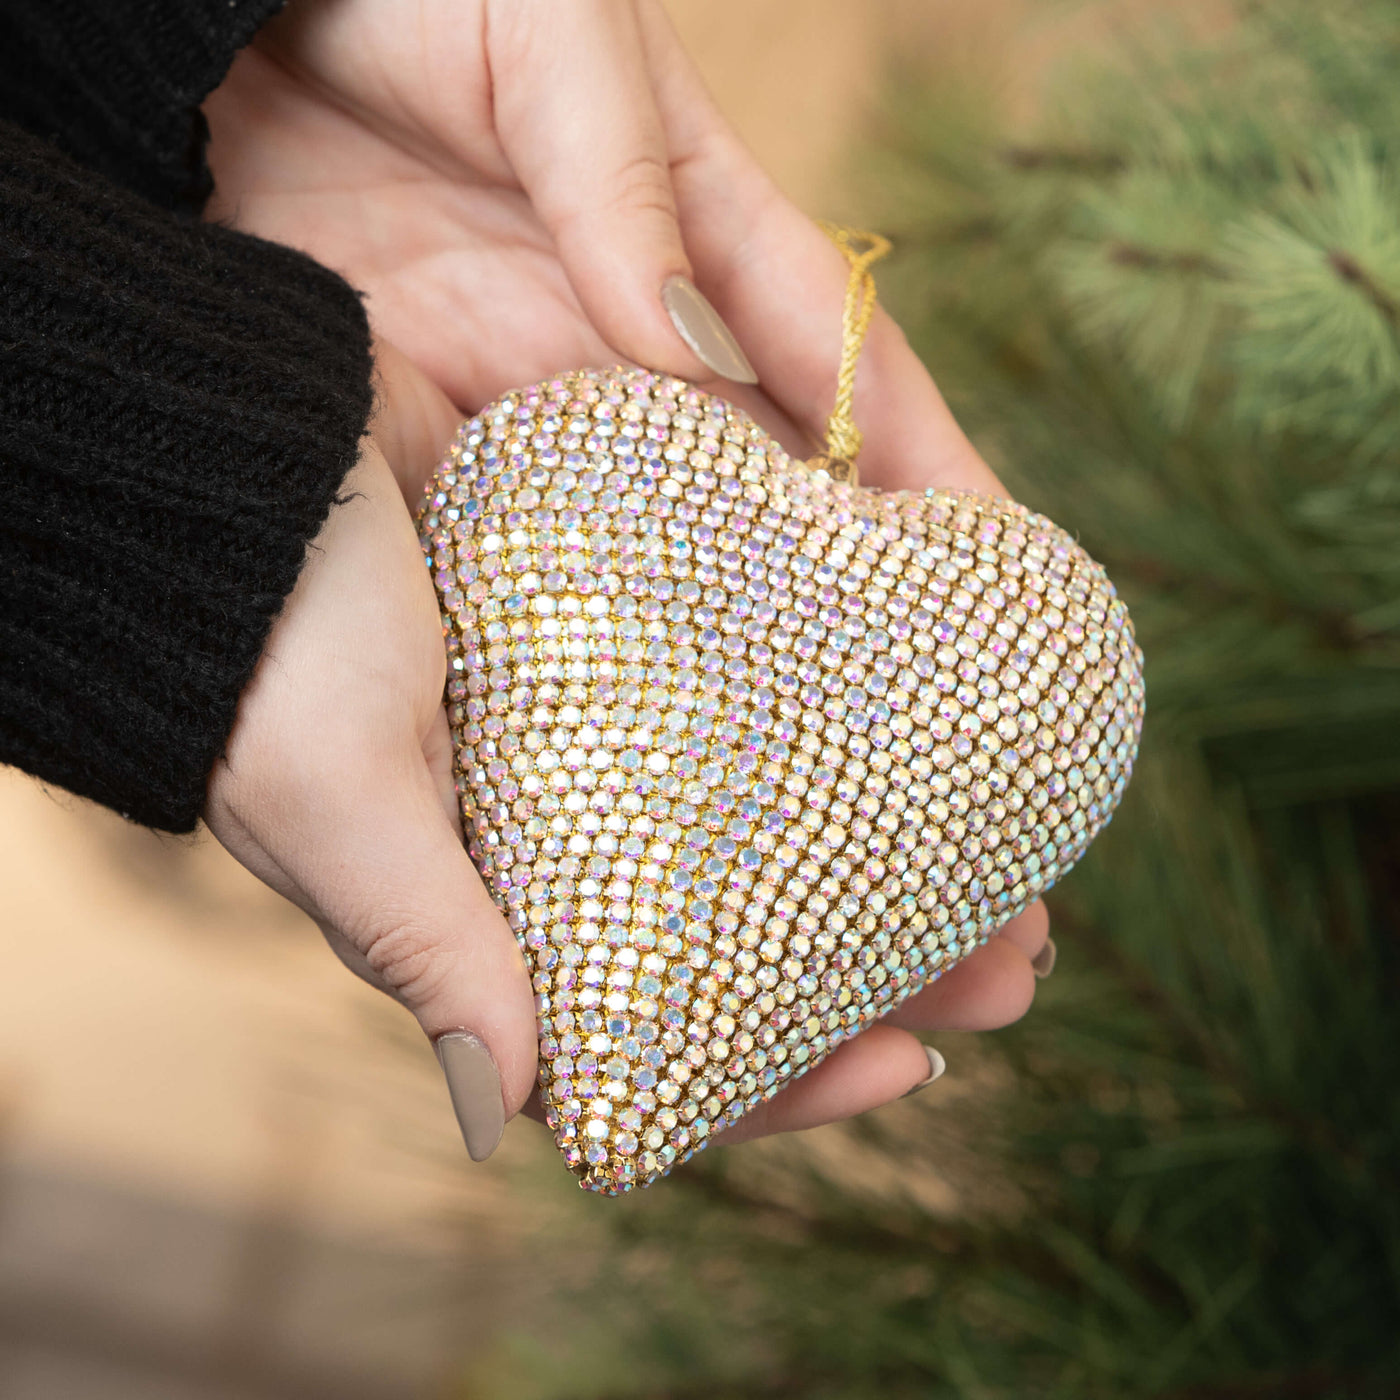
[710,1024,936,1148]
[885,937,1038,1033]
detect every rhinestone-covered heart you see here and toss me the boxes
[417,366,1144,1194]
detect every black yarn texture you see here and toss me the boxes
[0,0,287,215]
[0,81,375,827]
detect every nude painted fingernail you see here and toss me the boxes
[436,1032,505,1162]
[900,1045,947,1098]
[661,275,759,383]
[1031,937,1058,980]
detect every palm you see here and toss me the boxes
[208,48,619,413]
[207,4,1002,490]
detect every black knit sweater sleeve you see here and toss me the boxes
[0,0,287,215]
[0,0,380,832]
[0,119,375,831]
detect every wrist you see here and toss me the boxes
[369,338,464,507]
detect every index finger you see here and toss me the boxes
[635,0,1005,498]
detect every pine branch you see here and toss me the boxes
[1051,908,1372,1177]
[1107,242,1229,279]
[1328,249,1400,326]
[1158,1365,1372,1400]
[1002,143,1127,175]
[585,1370,830,1400]
[1112,554,1372,653]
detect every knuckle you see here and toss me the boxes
[545,149,681,256]
[607,149,678,222]
[357,918,456,1011]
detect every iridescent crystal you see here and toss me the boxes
[418,367,1145,1195]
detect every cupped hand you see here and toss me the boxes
[203,1,1055,1150]
[204,348,551,1158]
[205,0,993,489]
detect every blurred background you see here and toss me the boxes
[2,0,1398,1396]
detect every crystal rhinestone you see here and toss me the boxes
[419,367,1145,1195]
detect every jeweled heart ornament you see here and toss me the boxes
[417,230,1145,1193]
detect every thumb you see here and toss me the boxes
[207,448,537,1162]
[214,721,540,1162]
[304,747,540,1160]
[489,0,757,384]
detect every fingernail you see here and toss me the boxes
[436,1032,505,1162]
[901,1045,947,1098]
[661,276,759,384]
[1031,938,1057,980]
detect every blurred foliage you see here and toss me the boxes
[472,4,1400,1396]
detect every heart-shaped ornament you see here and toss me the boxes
[417,363,1145,1194]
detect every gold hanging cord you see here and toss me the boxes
[807,223,892,488]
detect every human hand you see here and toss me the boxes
[203,2,1056,1148]
[204,347,545,1158]
[204,0,998,492]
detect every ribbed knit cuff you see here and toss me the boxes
[0,0,287,214]
[0,120,375,831]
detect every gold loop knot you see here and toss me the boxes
[809,223,891,488]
